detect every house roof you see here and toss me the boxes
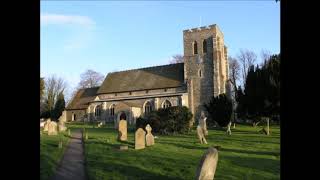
[66,87,100,110]
[97,63,185,94]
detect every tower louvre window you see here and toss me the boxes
[203,40,207,53]
[193,41,198,55]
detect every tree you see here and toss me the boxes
[78,69,104,89]
[53,91,65,120]
[204,94,233,129]
[41,76,66,119]
[260,49,272,67]
[237,49,257,86]
[228,56,240,96]
[40,77,45,100]
[169,54,184,64]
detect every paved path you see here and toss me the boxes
[51,129,87,180]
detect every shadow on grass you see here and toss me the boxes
[222,154,280,175]
[220,147,280,156]
[87,161,184,180]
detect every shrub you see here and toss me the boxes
[135,106,193,135]
[204,94,233,127]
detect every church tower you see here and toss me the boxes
[183,24,230,123]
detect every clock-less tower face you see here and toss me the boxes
[183,24,229,121]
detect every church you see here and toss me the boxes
[65,24,231,125]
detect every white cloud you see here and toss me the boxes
[41,13,95,28]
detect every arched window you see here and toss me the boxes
[95,105,101,117]
[144,101,152,115]
[199,69,202,78]
[193,41,198,55]
[203,39,207,53]
[162,100,172,109]
[110,104,115,116]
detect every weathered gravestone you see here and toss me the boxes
[135,128,146,150]
[195,147,219,180]
[145,124,154,146]
[58,120,67,132]
[58,110,67,122]
[226,121,232,135]
[197,125,208,144]
[118,120,127,141]
[199,111,208,136]
[43,118,51,132]
[48,121,58,136]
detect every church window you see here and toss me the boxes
[110,104,115,116]
[129,92,132,95]
[203,40,207,53]
[95,105,101,117]
[193,41,198,55]
[199,69,202,78]
[144,101,152,115]
[162,100,172,109]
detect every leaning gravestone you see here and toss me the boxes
[118,120,127,141]
[135,128,146,150]
[197,125,208,144]
[195,147,219,180]
[43,118,51,132]
[145,124,154,146]
[226,121,232,135]
[48,121,58,136]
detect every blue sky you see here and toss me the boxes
[41,1,280,98]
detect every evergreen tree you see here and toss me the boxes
[53,92,65,120]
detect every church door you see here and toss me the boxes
[120,112,126,120]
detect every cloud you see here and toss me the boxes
[41,13,95,28]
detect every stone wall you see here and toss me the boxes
[66,109,86,122]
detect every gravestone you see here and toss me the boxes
[48,121,58,136]
[199,111,208,136]
[58,110,67,122]
[226,121,232,135]
[58,120,67,132]
[43,118,51,132]
[135,128,146,150]
[118,120,127,141]
[195,147,219,180]
[145,124,154,146]
[197,125,208,144]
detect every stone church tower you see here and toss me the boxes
[183,24,230,123]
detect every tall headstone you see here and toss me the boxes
[58,119,67,132]
[43,118,51,132]
[48,121,58,136]
[135,128,146,150]
[58,110,67,122]
[195,147,219,180]
[199,111,208,136]
[197,125,208,144]
[118,120,127,141]
[145,124,154,146]
[226,121,232,135]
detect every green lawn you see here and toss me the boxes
[40,129,70,180]
[82,123,280,180]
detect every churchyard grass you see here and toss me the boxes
[40,130,70,180]
[81,123,280,180]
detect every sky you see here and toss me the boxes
[41,1,280,99]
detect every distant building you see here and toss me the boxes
[65,24,230,125]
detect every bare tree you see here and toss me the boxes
[237,49,257,86]
[169,54,184,64]
[42,76,67,118]
[78,69,104,89]
[260,49,272,66]
[228,56,240,94]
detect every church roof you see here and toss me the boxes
[66,87,100,110]
[97,63,185,94]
